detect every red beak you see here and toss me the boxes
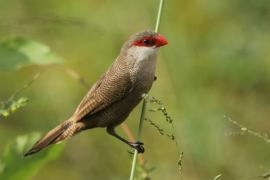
[155,34,168,47]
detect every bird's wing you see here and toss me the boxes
[73,59,133,122]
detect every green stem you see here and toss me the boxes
[155,0,164,32]
[129,0,165,179]
[129,98,147,180]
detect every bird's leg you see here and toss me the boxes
[106,126,145,153]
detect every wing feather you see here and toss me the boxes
[73,57,133,121]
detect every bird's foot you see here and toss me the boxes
[130,141,145,153]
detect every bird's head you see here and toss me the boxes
[121,30,168,58]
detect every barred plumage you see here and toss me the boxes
[24,30,168,156]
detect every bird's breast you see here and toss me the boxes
[130,53,157,93]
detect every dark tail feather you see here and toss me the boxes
[24,121,73,157]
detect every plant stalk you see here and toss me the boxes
[129,0,165,179]
[129,98,147,180]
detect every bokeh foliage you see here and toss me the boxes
[0,133,64,180]
[0,36,65,179]
[0,0,269,179]
[0,37,63,70]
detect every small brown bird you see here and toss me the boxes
[24,30,168,156]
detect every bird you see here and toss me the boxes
[24,30,168,156]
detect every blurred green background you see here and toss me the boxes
[0,0,270,179]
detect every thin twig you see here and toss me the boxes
[63,66,90,89]
[232,172,270,180]
[155,0,164,32]
[213,174,223,180]
[147,95,183,175]
[0,73,40,120]
[129,0,165,179]
[129,96,148,180]
[224,116,270,180]
[8,73,40,101]
[224,115,270,144]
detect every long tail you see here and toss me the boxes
[24,120,77,156]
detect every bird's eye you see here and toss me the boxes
[143,39,154,46]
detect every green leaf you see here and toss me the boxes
[0,109,9,117]
[0,37,64,70]
[0,133,64,180]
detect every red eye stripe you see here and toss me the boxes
[132,35,168,47]
[132,36,156,47]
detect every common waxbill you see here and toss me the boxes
[24,30,168,156]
